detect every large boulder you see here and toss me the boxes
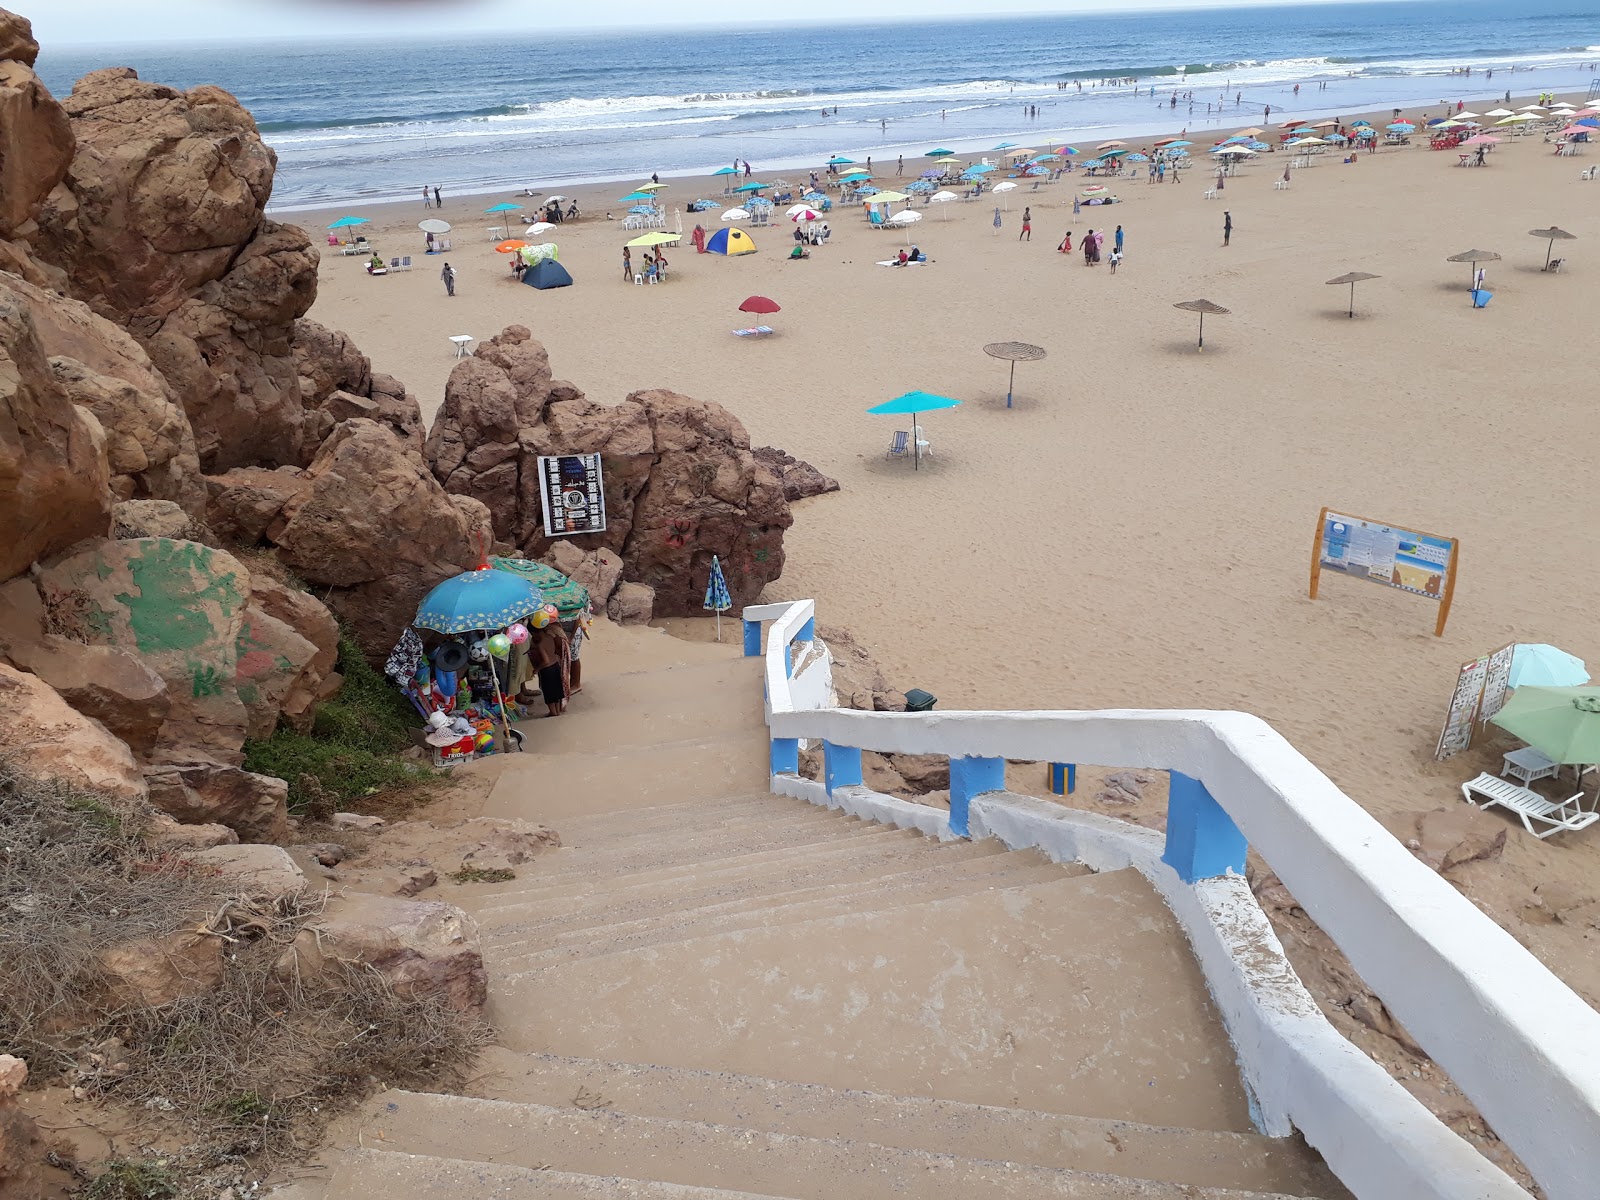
[0,279,112,581]
[0,46,74,240]
[247,574,340,731]
[188,843,306,901]
[99,929,223,1007]
[0,9,39,66]
[110,499,215,544]
[275,419,480,658]
[0,663,148,802]
[202,465,311,545]
[36,537,254,762]
[279,893,487,1013]
[143,760,288,843]
[753,446,840,503]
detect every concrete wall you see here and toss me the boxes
[746,601,1600,1200]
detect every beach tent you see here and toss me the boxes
[522,259,573,290]
[705,227,757,256]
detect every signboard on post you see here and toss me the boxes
[1433,642,1514,760]
[1309,507,1459,636]
[537,454,607,539]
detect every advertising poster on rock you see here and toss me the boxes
[537,454,607,538]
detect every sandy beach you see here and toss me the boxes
[305,96,1600,1003]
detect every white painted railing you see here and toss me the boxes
[743,600,1600,1200]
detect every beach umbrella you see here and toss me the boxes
[856,186,880,197]
[625,231,680,247]
[888,209,922,241]
[1173,298,1230,352]
[1005,148,1038,159]
[788,204,822,220]
[637,182,667,191]
[1509,645,1590,690]
[1386,122,1415,132]
[1032,153,1061,162]
[628,205,656,215]
[992,179,1017,197]
[327,215,369,229]
[1057,145,1078,155]
[1165,140,1192,148]
[1096,140,1126,150]
[1216,146,1257,155]
[1101,148,1130,158]
[418,218,451,234]
[1079,159,1105,169]
[738,295,780,315]
[1491,686,1600,765]
[993,142,1018,150]
[1578,118,1600,128]
[415,568,543,635]
[982,341,1046,409]
[1496,114,1535,125]
[935,157,964,165]
[826,156,854,165]
[719,208,750,222]
[1447,248,1501,299]
[735,181,768,192]
[867,390,962,470]
[920,169,944,179]
[1325,271,1381,318]
[1463,134,1500,146]
[1355,127,1377,138]
[488,557,588,622]
[1485,108,1514,117]
[524,221,555,236]
[1529,226,1577,270]
[747,196,774,209]
[495,239,527,254]
[929,190,957,218]
[618,191,654,203]
[867,189,909,204]
[925,147,955,158]
[1127,152,1149,162]
[484,202,523,215]
[1517,104,1546,111]
[906,180,935,193]
[703,554,733,641]
[713,166,739,176]
[965,163,996,174]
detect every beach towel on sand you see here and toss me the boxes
[876,259,932,267]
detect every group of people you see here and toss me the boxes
[621,244,668,282]
[890,246,928,266]
[420,185,443,208]
[1057,224,1125,272]
[542,200,580,223]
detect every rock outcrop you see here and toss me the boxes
[426,327,792,616]
[0,11,72,244]
[0,662,148,801]
[144,760,289,843]
[752,446,840,502]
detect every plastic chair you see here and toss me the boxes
[400,256,412,271]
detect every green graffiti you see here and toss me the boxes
[753,548,770,563]
[191,665,225,697]
[115,541,243,655]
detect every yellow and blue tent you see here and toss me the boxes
[705,227,756,256]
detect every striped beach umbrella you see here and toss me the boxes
[703,555,733,640]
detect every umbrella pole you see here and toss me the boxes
[1197,311,1205,351]
[913,412,920,470]
[1007,360,1016,408]
[1545,239,1554,270]
[1349,281,1356,318]
[715,608,722,642]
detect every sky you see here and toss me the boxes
[26,0,1371,43]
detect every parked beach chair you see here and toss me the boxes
[400,256,412,271]
[732,326,775,338]
[868,209,886,229]
[886,430,910,459]
[1203,188,1217,200]
[389,258,402,272]
[1274,178,1290,190]
[1461,772,1598,839]
[1546,258,1565,273]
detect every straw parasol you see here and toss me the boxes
[1528,226,1576,271]
[1325,271,1381,318]
[1447,248,1500,298]
[982,341,1046,408]
[1173,299,1229,351]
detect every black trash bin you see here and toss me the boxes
[904,688,937,712]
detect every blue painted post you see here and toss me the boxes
[1048,762,1077,795]
[948,756,1006,839]
[824,741,863,797]
[1162,770,1248,884]
[770,737,799,776]
[742,619,761,657]
[797,616,816,642]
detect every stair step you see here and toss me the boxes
[343,1093,1314,1200]
[555,799,867,847]
[472,839,1012,942]
[467,1049,1348,1198]
[493,870,1257,1133]
[470,824,932,911]
[322,1148,795,1199]
[495,861,1080,972]
[486,733,771,820]
[552,790,806,835]
[487,848,1072,960]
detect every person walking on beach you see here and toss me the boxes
[440,262,456,296]
[421,186,432,208]
[1019,207,1031,241]
[1109,246,1122,274]
[1083,229,1094,265]
[896,155,904,176]
[1222,211,1232,247]
[1058,229,1072,254]
[433,186,442,207]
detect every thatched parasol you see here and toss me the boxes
[1446,248,1500,299]
[1325,271,1381,318]
[1528,226,1576,271]
[982,341,1047,408]
[1172,299,1230,351]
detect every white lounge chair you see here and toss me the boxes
[1460,772,1598,839]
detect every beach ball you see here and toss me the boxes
[544,603,559,620]
[507,622,530,645]
[530,609,551,629]
[486,633,511,658]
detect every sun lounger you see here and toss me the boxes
[732,326,775,338]
[1461,772,1598,839]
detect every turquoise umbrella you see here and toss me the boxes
[993,142,1018,150]
[327,215,369,229]
[484,202,524,214]
[703,554,733,641]
[414,568,543,634]
[826,156,854,165]
[867,390,962,471]
[1510,644,1590,689]
[618,191,654,202]
[735,181,768,192]
[713,166,739,176]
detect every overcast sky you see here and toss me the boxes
[28,0,1358,44]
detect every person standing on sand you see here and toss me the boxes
[1019,207,1032,241]
[622,246,632,282]
[525,620,570,717]
[1114,224,1124,255]
[440,262,456,296]
[433,186,442,207]
[1083,229,1094,265]
[1222,211,1232,247]
[421,186,431,208]
[897,155,904,176]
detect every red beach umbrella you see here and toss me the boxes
[738,295,781,315]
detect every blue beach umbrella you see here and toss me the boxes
[628,205,656,215]
[1578,118,1600,128]
[867,390,962,471]
[826,156,854,165]
[1510,644,1590,690]
[735,181,768,192]
[965,163,996,174]
[326,215,369,229]
[713,166,739,176]
[993,142,1018,150]
[924,147,955,157]
[1080,158,1105,169]
[484,202,523,214]
[1127,152,1149,162]
[1166,139,1192,148]
[414,569,544,635]
[703,554,733,640]
[693,199,723,209]
[1032,153,1061,162]
[906,180,935,193]
[618,191,654,202]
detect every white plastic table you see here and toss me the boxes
[1502,745,1559,786]
[449,335,474,358]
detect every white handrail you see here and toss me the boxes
[744,600,1600,1200]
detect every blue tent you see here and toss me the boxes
[705,227,757,256]
[523,258,574,289]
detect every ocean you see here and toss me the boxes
[34,0,1600,211]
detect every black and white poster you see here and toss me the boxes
[537,454,608,538]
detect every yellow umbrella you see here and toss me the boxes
[865,190,910,203]
[625,231,681,247]
[935,157,963,165]
[1004,148,1038,159]
[638,182,667,191]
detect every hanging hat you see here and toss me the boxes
[432,640,469,673]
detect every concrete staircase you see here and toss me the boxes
[297,624,1350,1200]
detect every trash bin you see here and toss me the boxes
[904,688,937,712]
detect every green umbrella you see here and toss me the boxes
[489,557,591,621]
[1491,686,1600,763]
